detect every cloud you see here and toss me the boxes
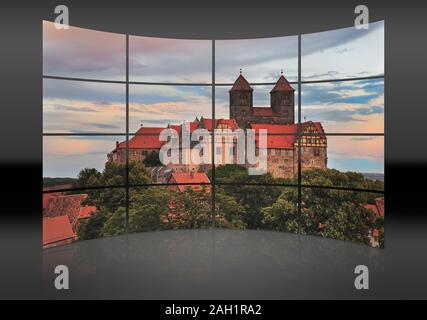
[44,79,125,103]
[51,104,97,113]
[84,123,121,129]
[301,21,383,56]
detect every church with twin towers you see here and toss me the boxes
[229,70,295,129]
[109,71,328,179]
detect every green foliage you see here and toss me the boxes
[43,177,77,187]
[128,187,172,232]
[143,151,162,167]
[262,168,382,245]
[77,161,384,247]
[102,207,126,237]
[215,187,246,229]
[211,165,284,229]
[262,188,299,233]
[77,210,109,240]
[77,161,151,212]
[129,161,152,185]
[166,187,212,229]
[75,168,101,188]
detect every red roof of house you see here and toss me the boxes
[250,123,297,149]
[43,193,90,226]
[135,126,165,135]
[79,206,97,219]
[218,118,239,130]
[270,75,294,92]
[249,123,290,149]
[230,74,253,91]
[250,123,298,134]
[43,215,76,246]
[364,198,385,218]
[117,127,165,150]
[252,107,275,117]
[114,118,242,151]
[43,192,61,210]
[375,198,384,217]
[249,121,325,149]
[169,124,182,134]
[169,172,211,192]
[200,118,239,131]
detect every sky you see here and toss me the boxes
[43,20,384,178]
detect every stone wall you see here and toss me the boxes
[266,148,295,178]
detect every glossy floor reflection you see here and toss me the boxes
[43,229,384,299]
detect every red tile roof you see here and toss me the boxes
[169,124,182,134]
[364,198,385,218]
[218,118,239,131]
[43,193,93,226]
[79,205,97,220]
[169,172,210,192]
[115,118,241,152]
[201,118,239,131]
[250,123,298,149]
[135,126,165,135]
[249,121,325,149]
[43,215,76,246]
[270,75,294,92]
[375,198,384,217]
[250,123,298,134]
[43,193,61,210]
[230,74,253,91]
[117,127,165,150]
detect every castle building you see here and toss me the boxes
[108,72,328,179]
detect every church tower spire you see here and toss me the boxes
[270,72,295,124]
[229,71,253,129]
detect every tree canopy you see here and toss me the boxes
[76,162,384,247]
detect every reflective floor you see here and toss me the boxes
[43,229,384,299]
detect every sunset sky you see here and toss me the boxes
[43,20,384,178]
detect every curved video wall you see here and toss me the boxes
[42,20,384,249]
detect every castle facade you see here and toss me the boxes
[108,72,327,179]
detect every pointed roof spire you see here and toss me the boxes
[230,71,253,92]
[270,72,294,92]
[280,69,283,75]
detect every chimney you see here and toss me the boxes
[116,141,119,148]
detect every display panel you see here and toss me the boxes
[42,20,385,249]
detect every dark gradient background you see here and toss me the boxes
[0,0,426,300]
